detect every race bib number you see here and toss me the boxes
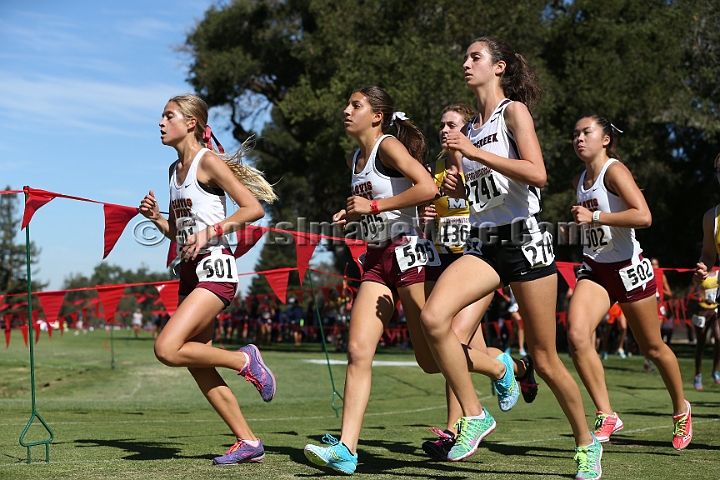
[395,237,441,272]
[438,216,470,248]
[583,225,614,253]
[520,231,555,269]
[618,257,654,292]
[691,314,706,328]
[359,212,389,242]
[703,288,718,303]
[465,170,506,213]
[196,250,239,283]
[175,215,197,247]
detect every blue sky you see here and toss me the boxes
[0,0,280,294]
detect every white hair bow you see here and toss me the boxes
[390,111,408,126]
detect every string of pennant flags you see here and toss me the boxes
[0,187,701,349]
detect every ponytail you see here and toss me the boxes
[469,37,541,110]
[222,136,278,204]
[354,86,428,163]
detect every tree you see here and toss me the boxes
[62,263,174,324]
[539,0,720,264]
[0,188,47,295]
[183,0,720,270]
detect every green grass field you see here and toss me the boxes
[1,329,719,479]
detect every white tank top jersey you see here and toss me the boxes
[170,148,229,254]
[576,158,642,263]
[351,135,418,243]
[462,99,542,227]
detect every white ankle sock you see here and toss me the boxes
[242,438,260,447]
[467,411,486,420]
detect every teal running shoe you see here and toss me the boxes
[494,353,519,412]
[447,409,496,462]
[713,370,720,385]
[574,433,603,479]
[304,434,358,475]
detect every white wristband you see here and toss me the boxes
[592,210,601,225]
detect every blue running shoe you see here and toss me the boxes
[713,370,720,385]
[304,434,358,475]
[574,433,602,479]
[238,344,276,402]
[447,409,496,461]
[213,439,265,465]
[494,353,519,412]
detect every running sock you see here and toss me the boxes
[243,438,260,447]
[240,352,250,369]
[467,411,487,420]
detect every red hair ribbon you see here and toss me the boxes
[202,125,225,154]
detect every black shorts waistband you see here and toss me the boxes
[469,215,541,245]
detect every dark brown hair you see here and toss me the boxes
[353,86,427,163]
[581,114,621,160]
[469,37,540,110]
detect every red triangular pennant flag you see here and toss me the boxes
[294,232,320,284]
[234,225,266,258]
[103,204,139,258]
[556,262,578,290]
[96,285,126,324]
[167,240,178,267]
[346,240,366,274]
[20,324,28,347]
[22,189,57,229]
[263,269,291,304]
[37,291,65,326]
[156,282,180,316]
[31,310,41,344]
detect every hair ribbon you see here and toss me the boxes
[202,125,225,153]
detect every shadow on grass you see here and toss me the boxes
[74,438,213,461]
[293,436,572,478]
[608,436,720,451]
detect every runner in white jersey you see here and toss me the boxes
[566,114,691,453]
[419,104,536,461]
[303,86,438,476]
[419,37,600,478]
[139,94,278,466]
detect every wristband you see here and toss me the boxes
[213,222,224,237]
[592,210,601,225]
[370,200,379,215]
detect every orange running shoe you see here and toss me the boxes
[593,412,624,443]
[672,400,692,450]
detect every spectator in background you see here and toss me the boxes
[132,308,143,338]
[286,297,305,346]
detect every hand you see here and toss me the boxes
[571,205,593,224]
[181,226,210,262]
[418,203,437,223]
[445,132,476,158]
[332,209,348,232]
[346,196,371,220]
[441,169,465,199]
[139,190,161,220]
[694,262,709,283]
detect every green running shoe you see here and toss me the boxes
[447,409,496,462]
[574,433,603,479]
[304,434,358,475]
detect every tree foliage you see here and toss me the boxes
[61,263,173,323]
[0,188,47,295]
[184,0,720,268]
